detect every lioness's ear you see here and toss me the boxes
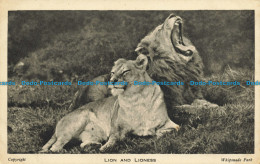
[136,54,148,70]
[114,58,127,66]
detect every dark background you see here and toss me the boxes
[8,11,254,81]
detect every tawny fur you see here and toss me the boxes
[68,74,111,111]
[40,55,179,152]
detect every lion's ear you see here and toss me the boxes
[135,47,143,52]
[135,54,148,70]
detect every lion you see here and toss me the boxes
[40,55,179,152]
[134,14,206,114]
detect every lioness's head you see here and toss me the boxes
[109,55,150,96]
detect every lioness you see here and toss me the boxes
[40,55,179,152]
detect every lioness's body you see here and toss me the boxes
[41,55,179,152]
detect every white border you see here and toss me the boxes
[0,0,259,164]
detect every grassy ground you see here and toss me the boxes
[7,68,254,154]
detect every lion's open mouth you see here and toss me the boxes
[169,16,193,57]
[172,18,184,44]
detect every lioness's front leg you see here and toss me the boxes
[99,135,118,152]
[99,131,128,152]
[99,124,128,152]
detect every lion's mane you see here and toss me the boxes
[135,14,204,111]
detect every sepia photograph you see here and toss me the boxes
[7,10,255,154]
[0,0,259,164]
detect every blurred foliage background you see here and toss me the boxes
[8,11,254,81]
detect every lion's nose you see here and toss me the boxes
[168,14,176,19]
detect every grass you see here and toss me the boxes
[7,68,254,154]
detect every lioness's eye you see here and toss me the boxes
[122,70,130,75]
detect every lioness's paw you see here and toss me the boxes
[50,146,63,152]
[99,144,113,152]
[80,143,86,148]
[175,125,180,131]
[99,145,108,152]
[80,142,102,148]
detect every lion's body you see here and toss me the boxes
[41,56,179,152]
[68,74,111,111]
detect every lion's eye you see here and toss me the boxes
[139,47,149,55]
